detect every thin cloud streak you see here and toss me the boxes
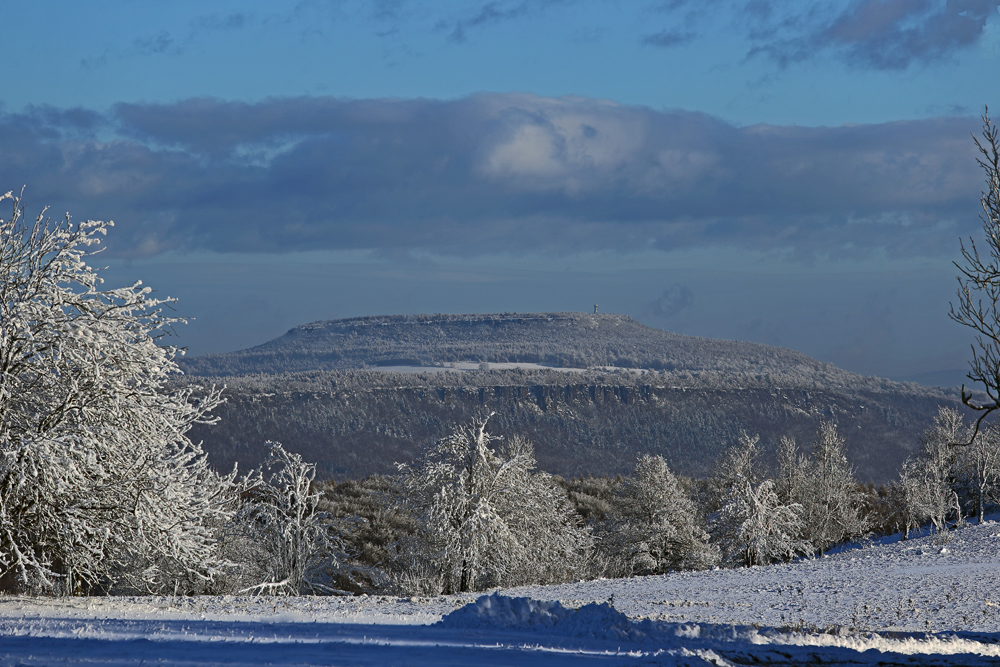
[642,29,697,48]
[660,0,1000,69]
[440,0,579,42]
[762,0,1000,69]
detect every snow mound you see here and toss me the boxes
[438,593,657,640]
[439,594,568,629]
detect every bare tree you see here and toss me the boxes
[227,442,346,596]
[956,421,1000,522]
[719,479,807,567]
[711,431,765,504]
[712,432,808,567]
[775,435,807,504]
[951,109,1000,441]
[798,423,868,554]
[900,407,967,536]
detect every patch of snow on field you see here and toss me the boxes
[440,592,1000,661]
[756,629,1000,657]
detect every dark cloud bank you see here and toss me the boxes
[0,94,984,259]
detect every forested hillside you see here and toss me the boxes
[178,312,967,483]
[184,366,961,483]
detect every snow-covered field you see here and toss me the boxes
[4,522,1000,665]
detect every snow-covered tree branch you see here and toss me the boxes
[227,442,346,596]
[0,190,233,595]
[598,455,718,576]
[712,432,808,567]
[778,423,868,555]
[900,407,968,537]
[396,415,591,593]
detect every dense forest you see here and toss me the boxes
[183,365,962,484]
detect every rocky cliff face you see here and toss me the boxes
[185,367,961,483]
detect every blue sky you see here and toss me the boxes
[4,0,1000,381]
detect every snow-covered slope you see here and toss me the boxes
[509,520,1000,634]
[3,521,1000,665]
[180,312,851,379]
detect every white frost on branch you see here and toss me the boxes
[396,415,591,593]
[778,424,868,555]
[900,407,967,537]
[712,432,808,567]
[598,454,718,576]
[227,441,346,596]
[0,190,233,595]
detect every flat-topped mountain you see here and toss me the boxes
[180,312,860,384]
[180,313,963,483]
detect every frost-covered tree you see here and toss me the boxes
[712,432,807,567]
[598,455,718,576]
[226,442,345,595]
[781,423,868,554]
[711,431,765,505]
[719,479,806,567]
[0,190,231,595]
[397,415,590,593]
[956,421,1000,522]
[775,435,807,504]
[900,407,967,536]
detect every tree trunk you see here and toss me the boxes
[977,482,985,523]
[460,559,470,592]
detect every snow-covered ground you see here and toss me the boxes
[369,361,580,373]
[4,522,1000,665]
[371,361,657,374]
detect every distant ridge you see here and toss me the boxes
[180,312,862,384]
[894,368,969,389]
